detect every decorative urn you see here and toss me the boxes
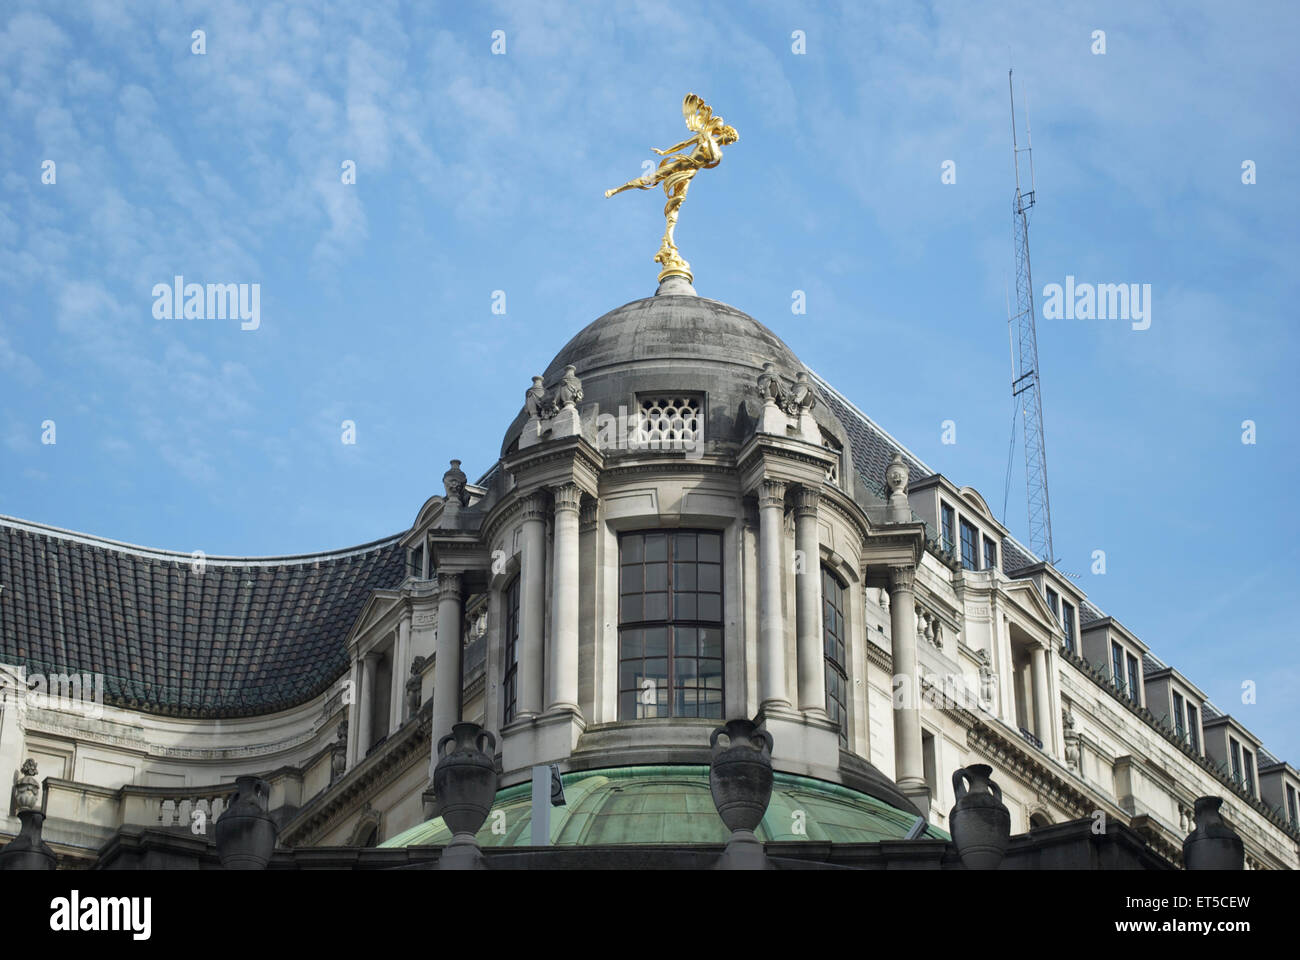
[949,764,1011,870]
[1182,796,1244,870]
[433,722,498,840]
[214,776,277,870]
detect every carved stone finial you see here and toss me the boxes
[555,365,583,409]
[443,459,469,507]
[885,452,911,523]
[757,362,786,406]
[785,370,817,416]
[525,376,550,421]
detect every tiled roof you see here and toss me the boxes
[809,372,931,491]
[1258,747,1283,770]
[1000,538,1037,575]
[0,517,404,718]
[1201,701,1223,721]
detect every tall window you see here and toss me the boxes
[982,535,997,572]
[1061,601,1076,654]
[1230,738,1242,784]
[1173,691,1186,740]
[940,502,955,554]
[959,519,978,571]
[1243,749,1255,798]
[1111,641,1125,694]
[822,568,848,747]
[1287,784,1298,828]
[502,576,521,724]
[1045,587,1060,618]
[1126,654,1141,705]
[618,531,723,719]
[1187,704,1200,752]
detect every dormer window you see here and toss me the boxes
[637,395,703,453]
[982,535,997,572]
[940,502,955,554]
[1061,601,1076,653]
[820,431,843,487]
[959,519,978,571]
[408,544,425,580]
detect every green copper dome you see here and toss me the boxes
[381,765,947,847]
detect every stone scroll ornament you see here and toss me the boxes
[433,722,498,870]
[948,764,1011,870]
[605,93,738,284]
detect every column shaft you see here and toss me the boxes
[889,566,927,806]
[757,479,790,709]
[518,493,548,718]
[432,573,463,742]
[355,655,373,760]
[548,483,581,712]
[794,486,826,713]
[1031,645,1052,748]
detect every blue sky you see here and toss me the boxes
[2,2,1297,762]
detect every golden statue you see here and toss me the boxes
[605,93,738,284]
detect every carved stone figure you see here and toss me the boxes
[524,376,551,420]
[331,723,347,783]
[757,362,786,406]
[785,370,817,415]
[554,365,583,409]
[975,649,996,708]
[1062,708,1081,772]
[885,452,911,523]
[12,759,40,813]
[406,656,427,717]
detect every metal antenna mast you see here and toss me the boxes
[1008,70,1055,562]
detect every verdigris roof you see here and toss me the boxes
[382,765,947,847]
[0,517,404,718]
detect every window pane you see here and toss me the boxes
[644,593,668,621]
[622,535,644,562]
[644,627,668,657]
[673,563,697,591]
[621,594,643,621]
[673,535,697,560]
[674,627,697,657]
[645,562,668,591]
[644,534,667,562]
[698,534,721,563]
[700,628,722,659]
[619,691,637,719]
[622,628,642,659]
[698,564,720,592]
[697,594,721,622]
[620,659,642,690]
[621,564,643,593]
[674,593,697,620]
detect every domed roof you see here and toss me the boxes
[502,291,817,456]
[543,293,804,383]
[381,765,947,848]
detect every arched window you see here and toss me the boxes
[822,568,848,747]
[502,576,520,724]
[618,531,723,719]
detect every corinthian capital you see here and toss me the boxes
[519,492,548,524]
[552,481,582,514]
[793,484,820,519]
[757,478,787,509]
[888,565,915,594]
[436,572,463,603]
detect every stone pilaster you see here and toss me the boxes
[1031,643,1052,750]
[757,479,790,710]
[793,485,826,715]
[432,573,464,744]
[548,482,581,714]
[888,565,929,813]
[517,492,548,719]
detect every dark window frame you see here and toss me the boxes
[1111,641,1125,694]
[1187,704,1200,752]
[1126,653,1141,705]
[502,576,521,724]
[940,502,955,555]
[617,530,724,720]
[982,535,997,572]
[959,519,979,571]
[1061,601,1076,654]
[1173,690,1186,739]
[822,567,848,747]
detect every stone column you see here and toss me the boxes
[432,573,464,742]
[518,492,548,719]
[548,482,581,713]
[1031,643,1051,748]
[355,654,374,761]
[757,479,790,710]
[391,617,410,729]
[794,485,826,714]
[888,565,928,810]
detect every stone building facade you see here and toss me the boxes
[2,276,1297,868]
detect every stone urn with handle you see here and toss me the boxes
[1182,796,1243,870]
[214,775,277,870]
[949,764,1011,869]
[433,722,498,869]
[709,718,774,869]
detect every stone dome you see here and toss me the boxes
[501,290,841,456]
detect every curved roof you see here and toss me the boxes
[0,517,405,717]
[381,765,947,847]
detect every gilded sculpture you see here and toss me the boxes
[605,93,738,283]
